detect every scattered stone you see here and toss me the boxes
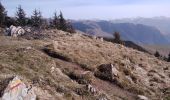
[137,95,149,100]
[26,46,32,50]
[50,67,55,73]
[125,76,134,84]
[92,35,97,40]
[25,27,31,33]
[100,37,103,42]
[86,84,98,95]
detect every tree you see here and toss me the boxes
[114,32,120,41]
[0,2,7,27]
[4,16,16,27]
[154,51,160,58]
[113,32,123,44]
[58,11,67,31]
[52,11,59,29]
[66,22,76,33]
[16,5,27,26]
[31,9,42,28]
[167,53,170,62]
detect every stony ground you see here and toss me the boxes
[0,29,170,100]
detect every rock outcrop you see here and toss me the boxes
[0,76,36,100]
[5,25,25,37]
[95,64,120,82]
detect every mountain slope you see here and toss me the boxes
[72,20,169,45]
[0,29,170,100]
[112,17,170,43]
[112,17,170,35]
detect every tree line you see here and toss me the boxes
[0,2,75,33]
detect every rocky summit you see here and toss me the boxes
[0,29,170,100]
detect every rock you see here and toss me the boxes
[5,25,25,37]
[97,37,103,42]
[100,37,103,42]
[25,27,31,33]
[125,76,134,84]
[111,64,119,77]
[50,67,55,73]
[10,25,17,36]
[1,76,36,100]
[137,95,149,100]
[95,64,119,82]
[17,27,25,36]
[26,46,32,50]
[86,84,98,95]
[92,35,97,40]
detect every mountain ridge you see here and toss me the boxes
[72,20,169,45]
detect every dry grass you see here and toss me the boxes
[45,32,170,99]
[0,29,170,100]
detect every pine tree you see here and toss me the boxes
[58,11,67,31]
[5,17,16,27]
[0,2,7,27]
[154,51,160,58]
[31,9,42,28]
[52,11,59,29]
[16,5,27,26]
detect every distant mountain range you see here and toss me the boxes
[72,20,170,45]
[112,17,170,43]
[112,17,170,35]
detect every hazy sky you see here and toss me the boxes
[1,0,170,19]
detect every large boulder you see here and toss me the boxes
[5,25,25,37]
[0,76,36,100]
[95,64,120,82]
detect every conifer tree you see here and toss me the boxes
[52,11,59,29]
[16,5,27,26]
[154,51,160,58]
[58,11,67,31]
[31,9,42,28]
[0,2,7,27]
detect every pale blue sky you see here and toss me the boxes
[1,0,170,19]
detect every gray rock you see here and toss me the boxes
[95,64,120,81]
[1,76,36,100]
[137,95,149,100]
[86,84,98,95]
[5,25,25,37]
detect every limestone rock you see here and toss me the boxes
[5,25,25,37]
[137,95,149,100]
[95,64,120,82]
[1,76,36,100]
[86,84,98,95]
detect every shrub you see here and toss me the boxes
[154,51,160,57]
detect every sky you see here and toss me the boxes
[1,0,170,19]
